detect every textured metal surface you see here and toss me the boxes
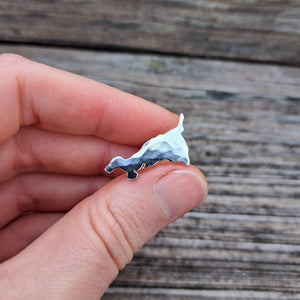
[105,114,190,179]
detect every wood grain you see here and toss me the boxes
[103,288,300,300]
[0,0,300,65]
[1,44,300,299]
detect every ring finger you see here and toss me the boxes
[0,212,64,262]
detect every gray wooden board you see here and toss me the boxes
[1,0,300,65]
[1,44,300,299]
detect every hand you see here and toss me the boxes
[0,54,208,299]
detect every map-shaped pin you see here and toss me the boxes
[105,113,190,179]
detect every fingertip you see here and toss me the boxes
[153,166,208,222]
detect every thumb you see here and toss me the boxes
[0,163,208,300]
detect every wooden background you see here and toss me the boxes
[1,1,300,299]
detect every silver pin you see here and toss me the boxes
[105,113,190,179]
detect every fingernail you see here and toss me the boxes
[154,170,208,222]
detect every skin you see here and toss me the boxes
[0,54,208,299]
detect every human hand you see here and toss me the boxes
[0,54,208,299]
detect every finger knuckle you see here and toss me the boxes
[87,197,134,270]
[13,127,43,174]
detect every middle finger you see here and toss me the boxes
[0,172,111,228]
[0,126,137,183]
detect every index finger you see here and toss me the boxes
[0,54,178,145]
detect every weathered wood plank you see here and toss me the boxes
[1,0,300,65]
[103,288,300,300]
[1,44,299,299]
